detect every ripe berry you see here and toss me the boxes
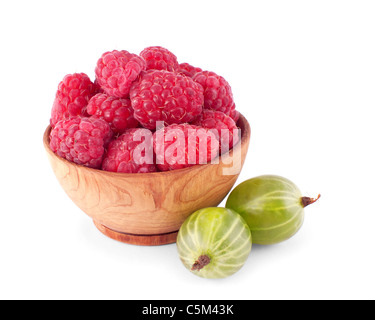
[192,71,234,116]
[49,117,112,169]
[153,123,220,171]
[226,175,321,245]
[228,103,240,123]
[177,207,252,279]
[102,128,157,173]
[130,70,204,130]
[87,93,139,134]
[50,73,97,127]
[140,46,179,72]
[192,110,240,153]
[178,63,202,78]
[95,50,146,98]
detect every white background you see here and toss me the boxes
[1,0,374,300]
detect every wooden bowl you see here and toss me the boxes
[43,114,251,246]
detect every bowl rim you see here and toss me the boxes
[43,113,251,178]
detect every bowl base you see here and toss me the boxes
[93,221,178,246]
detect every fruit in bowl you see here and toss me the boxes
[44,46,251,245]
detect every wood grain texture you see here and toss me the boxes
[43,114,251,245]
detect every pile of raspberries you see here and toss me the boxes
[49,46,240,173]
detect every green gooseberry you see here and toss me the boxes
[225,175,320,245]
[176,207,252,279]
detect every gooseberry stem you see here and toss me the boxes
[191,255,211,271]
[301,194,321,207]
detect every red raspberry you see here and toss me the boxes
[140,46,179,72]
[192,71,234,115]
[153,123,219,171]
[228,103,240,123]
[94,78,105,94]
[102,128,157,173]
[50,73,97,127]
[50,117,113,169]
[95,50,146,98]
[130,70,204,130]
[192,110,240,153]
[87,93,139,134]
[178,63,202,78]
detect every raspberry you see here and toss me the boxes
[228,103,240,123]
[95,50,146,98]
[102,128,157,173]
[192,110,240,153]
[192,71,234,115]
[130,70,204,130]
[49,117,112,169]
[94,78,105,94]
[178,63,202,78]
[153,123,219,171]
[140,46,179,72]
[87,93,139,134]
[50,73,97,127]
